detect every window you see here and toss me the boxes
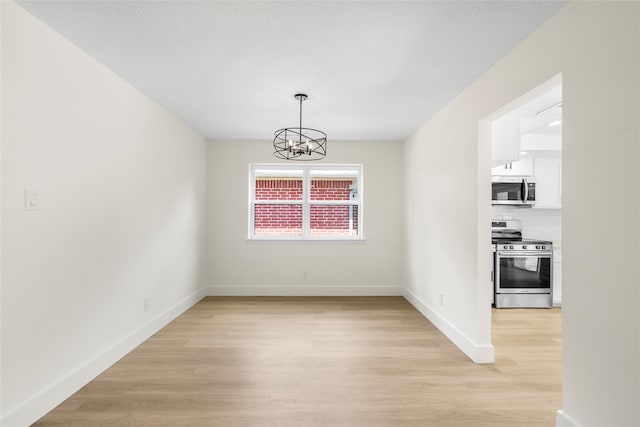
[249,164,363,240]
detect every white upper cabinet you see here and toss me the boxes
[491,118,519,165]
[533,157,562,209]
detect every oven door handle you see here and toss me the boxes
[497,251,552,257]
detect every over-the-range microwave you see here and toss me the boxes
[491,176,536,206]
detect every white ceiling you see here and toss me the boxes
[17,1,567,142]
[512,85,563,136]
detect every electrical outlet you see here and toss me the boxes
[144,297,150,312]
[25,189,39,211]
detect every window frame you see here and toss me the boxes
[248,163,364,240]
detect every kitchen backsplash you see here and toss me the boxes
[492,206,561,244]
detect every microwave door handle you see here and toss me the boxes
[522,178,528,202]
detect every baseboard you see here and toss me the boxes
[1,287,208,427]
[556,410,581,427]
[204,285,403,297]
[402,288,495,364]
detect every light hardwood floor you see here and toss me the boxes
[33,297,562,426]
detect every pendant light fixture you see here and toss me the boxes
[273,93,327,161]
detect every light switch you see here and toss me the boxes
[25,189,39,211]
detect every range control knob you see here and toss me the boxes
[536,245,541,249]
[541,245,546,250]
[522,245,527,249]
[509,245,514,249]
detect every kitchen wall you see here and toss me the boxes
[1,3,208,426]
[404,1,639,426]
[207,140,404,295]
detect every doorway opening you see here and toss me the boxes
[477,73,562,363]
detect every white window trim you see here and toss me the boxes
[248,163,364,241]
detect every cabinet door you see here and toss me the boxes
[553,261,562,306]
[491,118,519,164]
[492,158,533,176]
[533,158,562,208]
[509,158,533,176]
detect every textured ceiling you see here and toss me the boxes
[17,1,566,141]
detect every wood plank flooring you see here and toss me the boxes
[33,297,562,426]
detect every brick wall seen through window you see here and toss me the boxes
[250,165,362,239]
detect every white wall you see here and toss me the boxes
[207,140,403,295]
[1,3,208,425]
[404,1,638,426]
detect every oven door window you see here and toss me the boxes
[498,255,551,289]
[492,182,523,201]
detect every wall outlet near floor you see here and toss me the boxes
[144,297,150,312]
[438,293,444,306]
[25,189,40,211]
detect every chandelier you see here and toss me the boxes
[273,93,327,161]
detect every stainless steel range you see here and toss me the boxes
[492,220,553,308]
